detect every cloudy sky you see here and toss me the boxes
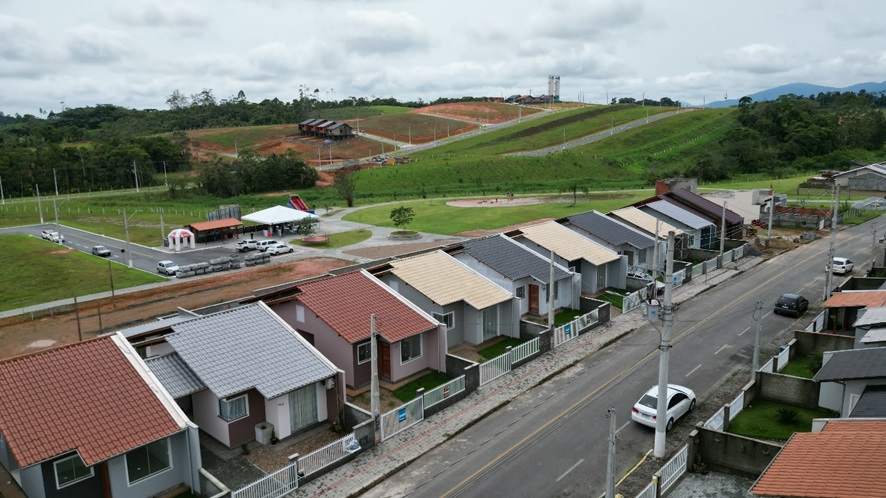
[1,0,884,116]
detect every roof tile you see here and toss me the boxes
[388,251,512,309]
[518,221,620,265]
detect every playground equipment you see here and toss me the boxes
[288,195,314,213]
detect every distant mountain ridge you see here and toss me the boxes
[693,80,886,108]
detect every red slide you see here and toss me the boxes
[288,195,309,211]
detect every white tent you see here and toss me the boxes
[242,205,318,236]
[167,228,195,252]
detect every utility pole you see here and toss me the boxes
[36,184,44,224]
[824,185,839,300]
[0,174,4,204]
[53,198,62,245]
[606,408,617,498]
[132,161,140,193]
[654,231,675,458]
[752,301,763,383]
[124,208,133,268]
[160,208,165,244]
[871,225,879,269]
[548,250,555,327]
[162,161,168,186]
[53,168,59,197]
[371,314,380,441]
[719,202,727,257]
[652,219,661,282]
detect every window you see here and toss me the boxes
[515,286,525,299]
[432,312,454,330]
[125,439,171,485]
[295,304,305,322]
[638,250,647,264]
[668,393,688,410]
[54,454,93,489]
[553,281,559,300]
[219,394,249,422]
[400,334,422,363]
[357,342,371,364]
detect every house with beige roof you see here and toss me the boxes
[508,220,626,294]
[258,269,446,389]
[609,206,689,263]
[370,250,518,347]
[0,334,201,498]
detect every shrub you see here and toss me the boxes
[776,407,798,425]
[807,352,823,374]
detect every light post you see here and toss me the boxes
[123,208,140,268]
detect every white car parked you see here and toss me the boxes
[830,257,854,275]
[631,384,696,431]
[266,243,294,255]
[156,260,179,276]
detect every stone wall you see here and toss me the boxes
[691,428,781,479]
[758,372,819,409]
[793,330,854,356]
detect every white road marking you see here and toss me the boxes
[714,344,731,355]
[738,327,750,336]
[763,311,772,319]
[617,421,631,434]
[556,459,585,482]
[686,364,702,377]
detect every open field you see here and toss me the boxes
[354,112,478,143]
[411,102,542,124]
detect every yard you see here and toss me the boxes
[728,399,838,441]
[778,352,823,379]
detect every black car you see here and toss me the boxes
[774,293,809,317]
[91,245,111,257]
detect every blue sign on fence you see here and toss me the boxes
[564,323,572,337]
[398,407,407,422]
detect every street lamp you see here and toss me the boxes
[123,208,140,268]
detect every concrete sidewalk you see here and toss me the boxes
[295,257,763,497]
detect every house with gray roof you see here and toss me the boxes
[849,385,886,418]
[638,200,717,249]
[814,346,886,417]
[448,234,581,317]
[564,210,657,271]
[137,302,343,449]
[832,162,886,192]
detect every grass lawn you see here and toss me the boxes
[290,229,371,249]
[393,371,454,402]
[779,353,822,379]
[595,292,625,310]
[344,195,643,235]
[477,337,525,360]
[0,235,165,312]
[728,399,838,441]
[554,309,585,326]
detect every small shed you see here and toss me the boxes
[187,217,243,243]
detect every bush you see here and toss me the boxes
[776,407,798,425]
[807,352,823,374]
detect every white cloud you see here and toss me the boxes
[341,10,429,55]
[113,1,208,27]
[705,44,797,75]
[65,25,132,63]
[0,15,48,61]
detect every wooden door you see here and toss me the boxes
[529,284,539,314]
[379,341,391,379]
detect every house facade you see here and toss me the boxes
[565,210,656,271]
[262,269,446,389]
[0,334,201,498]
[509,220,626,294]
[815,346,886,417]
[638,200,716,250]
[448,234,580,316]
[132,303,343,449]
[371,250,518,347]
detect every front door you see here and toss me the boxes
[288,384,318,434]
[379,341,391,379]
[529,284,539,314]
[482,307,498,342]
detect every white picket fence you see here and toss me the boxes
[423,375,465,409]
[553,309,600,347]
[380,396,424,441]
[479,351,512,385]
[510,337,540,363]
[297,433,360,478]
[231,460,298,498]
[660,445,689,492]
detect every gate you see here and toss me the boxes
[231,460,298,498]
[479,351,511,386]
[380,396,424,441]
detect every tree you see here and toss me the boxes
[334,171,356,207]
[390,206,415,229]
[296,216,317,237]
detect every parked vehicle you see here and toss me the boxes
[830,257,854,275]
[256,240,278,252]
[266,243,294,255]
[773,293,809,317]
[91,245,111,257]
[236,240,258,252]
[157,260,179,275]
[41,229,64,243]
[631,384,696,431]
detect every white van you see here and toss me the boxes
[256,240,278,252]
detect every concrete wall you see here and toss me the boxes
[758,372,819,409]
[107,431,193,498]
[793,330,855,356]
[691,428,781,479]
[446,355,479,393]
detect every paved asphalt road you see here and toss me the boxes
[362,217,882,498]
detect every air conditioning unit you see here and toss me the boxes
[324,377,335,389]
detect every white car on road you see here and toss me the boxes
[830,257,854,275]
[266,243,294,255]
[156,260,179,276]
[631,384,696,431]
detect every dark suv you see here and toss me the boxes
[774,293,809,317]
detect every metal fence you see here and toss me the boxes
[297,433,360,479]
[423,375,466,409]
[672,269,686,288]
[231,460,298,498]
[635,481,657,498]
[722,249,734,263]
[729,391,745,421]
[553,309,599,347]
[704,406,725,431]
[777,344,791,372]
[805,310,826,332]
[734,244,745,259]
[660,444,689,492]
[380,396,424,441]
[510,337,540,363]
[479,351,512,386]
[761,357,775,373]
[704,258,718,273]
[623,287,648,313]
[692,262,704,277]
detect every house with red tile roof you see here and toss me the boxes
[751,419,886,497]
[260,269,446,389]
[125,302,343,449]
[0,334,201,498]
